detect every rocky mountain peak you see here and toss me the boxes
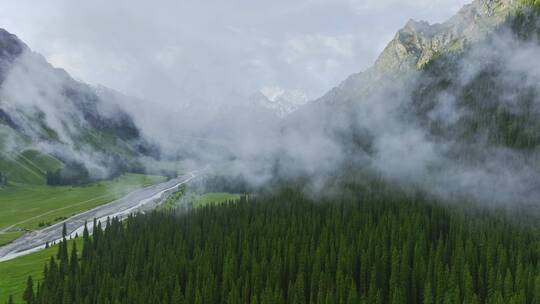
[374,0,517,72]
[315,0,522,107]
[0,29,26,81]
[471,0,515,16]
[256,87,309,118]
[0,29,25,58]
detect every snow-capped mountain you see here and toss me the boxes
[255,86,309,118]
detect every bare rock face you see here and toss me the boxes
[312,0,520,110]
[472,0,515,16]
[256,88,309,118]
[0,29,26,82]
[375,0,516,72]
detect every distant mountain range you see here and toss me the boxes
[2,0,540,204]
[255,86,309,118]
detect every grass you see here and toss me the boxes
[193,192,242,208]
[0,238,82,303]
[0,173,165,246]
[0,149,63,185]
[0,190,236,303]
[18,150,63,175]
[0,232,23,246]
[0,173,166,302]
[158,184,187,210]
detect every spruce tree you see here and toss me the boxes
[23,276,35,304]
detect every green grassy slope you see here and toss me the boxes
[193,192,241,208]
[0,172,173,303]
[0,173,165,246]
[18,150,63,175]
[0,155,42,185]
[0,149,63,185]
[0,239,82,304]
[0,232,23,247]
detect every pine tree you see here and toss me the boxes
[423,280,433,304]
[62,222,67,238]
[69,242,78,276]
[291,272,306,304]
[534,274,540,304]
[503,268,514,300]
[28,186,540,304]
[172,284,184,304]
[347,279,359,303]
[462,267,474,304]
[23,276,35,304]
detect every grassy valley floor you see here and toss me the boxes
[0,173,165,246]
[0,239,82,303]
[0,190,241,303]
[193,192,241,208]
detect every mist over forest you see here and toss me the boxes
[2,1,540,304]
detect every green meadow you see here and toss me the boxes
[0,173,166,303]
[0,173,165,246]
[193,192,242,208]
[0,239,82,303]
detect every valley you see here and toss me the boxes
[0,239,81,303]
[0,173,165,246]
[2,0,540,303]
[0,173,195,262]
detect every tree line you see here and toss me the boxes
[0,171,6,186]
[19,179,540,304]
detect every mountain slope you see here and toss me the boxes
[255,87,309,118]
[0,29,155,184]
[282,0,540,205]
[313,0,517,107]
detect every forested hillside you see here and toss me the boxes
[7,1,540,304]
[277,0,540,207]
[24,181,540,304]
[411,4,540,151]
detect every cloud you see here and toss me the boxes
[283,34,354,60]
[12,0,540,210]
[0,0,469,105]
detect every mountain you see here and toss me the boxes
[310,0,533,150]
[376,0,514,72]
[0,29,156,185]
[255,87,309,118]
[314,0,517,106]
[281,0,540,205]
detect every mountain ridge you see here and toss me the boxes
[279,0,540,205]
[0,29,156,184]
[298,0,524,112]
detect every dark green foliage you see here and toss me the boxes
[412,6,540,153]
[44,157,147,186]
[196,174,255,193]
[23,276,35,304]
[46,162,89,186]
[0,171,6,186]
[29,183,540,304]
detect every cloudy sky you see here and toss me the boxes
[0,0,469,105]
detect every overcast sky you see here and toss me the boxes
[0,0,470,105]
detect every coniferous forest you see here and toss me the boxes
[6,2,540,304]
[23,180,540,304]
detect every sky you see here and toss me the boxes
[0,0,470,105]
